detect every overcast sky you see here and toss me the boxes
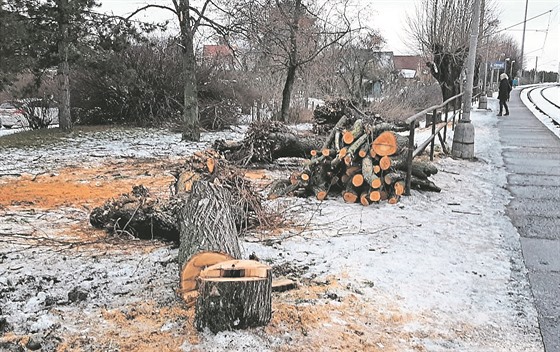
[100,0,559,72]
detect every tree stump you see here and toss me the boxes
[177,181,242,278]
[195,260,272,333]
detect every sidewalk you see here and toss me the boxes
[496,88,560,352]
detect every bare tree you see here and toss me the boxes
[240,0,353,121]
[407,0,498,102]
[488,33,521,76]
[335,29,385,103]
[128,0,240,141]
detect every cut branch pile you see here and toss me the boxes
[313,99,360,134]
[89,185,180,241]
[214,121,322,165]
[269,117,441,205]
[173,149,274,230]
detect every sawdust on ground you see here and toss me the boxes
[0,159,177,209]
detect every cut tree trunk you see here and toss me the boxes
[372,131,398,156]
[195,260,272,333]
[179,251,234,306]
[177,181,242,275]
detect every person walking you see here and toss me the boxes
[498,73,512,116]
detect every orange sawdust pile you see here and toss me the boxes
[0,160,175,209]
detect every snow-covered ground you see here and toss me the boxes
[0,102,545,351]
[520,84,560,138]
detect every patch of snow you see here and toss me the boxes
[520,86,560,139]
[0,104,546,350]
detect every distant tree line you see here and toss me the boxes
[1,0,371,137]
[2,0,536,138]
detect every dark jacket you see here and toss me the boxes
[498,78,512,100]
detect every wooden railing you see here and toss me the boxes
[403,89,481,196]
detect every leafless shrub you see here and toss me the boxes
[367,82,442,122]
[12,97,57,129]
[287,107,314,124]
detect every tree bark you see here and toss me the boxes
[179,0,200,141]
[428,45,465,107]
[281,63,297,122]
[57,0,72,130]
[177,181,242,272]
[280,0,303,122]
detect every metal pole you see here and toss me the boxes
[489,69,494,95]
[534,56,538,83]
[443,103,449,141]
[518,0,529,83]
[430,108,437,161]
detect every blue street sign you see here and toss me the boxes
[491,61,506,70]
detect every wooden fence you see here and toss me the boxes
[403,89,482,195]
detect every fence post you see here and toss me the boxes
[405,121,415,196]
[430,108,437,161]
[443,102,449,142]
[452,100,456,130]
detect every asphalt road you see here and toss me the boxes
[498,88,560,352]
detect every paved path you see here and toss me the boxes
[497,88,560,352]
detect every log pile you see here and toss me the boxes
[269,117,441,204]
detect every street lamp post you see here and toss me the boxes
[505,58,515,79]
[518,0,529,84]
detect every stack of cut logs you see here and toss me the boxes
[270,116,440,204]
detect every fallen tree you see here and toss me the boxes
[177,180,244,307]
[89,149,272,241]
[177,181,242,269]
